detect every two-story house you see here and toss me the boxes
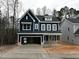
[61,17,79,44]
[17,9,61,45]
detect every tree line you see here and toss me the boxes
[36,6,79,19]
[0,0,79,45]
[0,0,22,45]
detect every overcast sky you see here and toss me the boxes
[19,0,79,17]
[20,0,79,10]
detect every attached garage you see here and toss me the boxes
[27,37,41,44]
[21,36,42,44]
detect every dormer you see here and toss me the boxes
[45,14,52,21]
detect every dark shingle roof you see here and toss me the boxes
[36,15,45,21]
[74,29,79,34]
[36,15,60,21]
[67,17,79,23]
[52,17,60,21]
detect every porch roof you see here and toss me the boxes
[74,29,79,35]
[18,31,61,35]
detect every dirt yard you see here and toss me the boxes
[44,41,79,54]
[0,44,17,54]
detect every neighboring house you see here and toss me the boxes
[61,17,79,44]
[17,9,61,45]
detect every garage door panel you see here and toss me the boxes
[27,37,41,44]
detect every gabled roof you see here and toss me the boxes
[74,29,79,34]
[36,15,60,21]
[28,10,40,22]
[19,9,61,22]
[19,9,40,22]
[67,17,79,23]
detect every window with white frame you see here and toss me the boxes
[41,24,45,31]
[26,16,28,20]
[52,24,57,31]
[22,24,31,30]
[35,24,38,29]
[47,24,51,31]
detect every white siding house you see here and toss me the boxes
[61,17,79,44]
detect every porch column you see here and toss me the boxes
[55,35,57,43]
[41,35,45,45]
[18,36,22,45]
[48,35,51,46]
[17,34,21,45]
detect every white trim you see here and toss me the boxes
[41,24,45,31]
[22,24,31,30]
[42,35,45,45]
[35,24,39,29]
[30,10,40,22]
[19,10,29,21]
[47,24,51,31]
[27,12,35,22]
[26,16,28,20]
[18,33,62,35]
[21,22,32,24]
[40,21,60,23]
[33,23,34,31]
[19,10,35,22]
[52,24,57,31]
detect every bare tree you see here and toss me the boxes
[42,6,47,15]
[46,9,51,15]
[0,0,22,29]
[0,0,22,45]
[52,9,57,17]
[36,8,41,15]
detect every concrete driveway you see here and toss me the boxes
[0,44,57,59]
[0,44,79,59]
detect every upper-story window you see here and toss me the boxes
[52,24,57,31]
[41,24,45,31]
[47,24,51,31]
[22,24,31,30]
[45,16,52,21]
[35,24,38,29]
[26,16,28,20]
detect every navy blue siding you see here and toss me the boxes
[19,10,60,33]
[20,13,33,31]
[20,10,39,32]
[39,23,58,32]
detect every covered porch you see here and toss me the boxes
[42,35,61,45]
[41,33,61,46]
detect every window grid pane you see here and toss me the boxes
[47,24,51,31]
[35,24,38,29]
[52,24,57,31]
[41,24,45,31]
[22,24,31,30]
